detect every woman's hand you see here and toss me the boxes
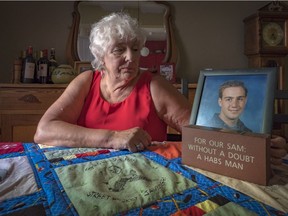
[110,127,152,152]
[270,135,287,165]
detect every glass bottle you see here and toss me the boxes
[37,49,49,83]
[21,46,36,83]
[12,51,23,83]
[48,48,58,83]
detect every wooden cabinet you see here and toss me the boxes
[0,83,196,142]
[0,84,66,142]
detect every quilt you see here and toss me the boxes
[0,142,287,216]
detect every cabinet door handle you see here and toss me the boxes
[19,94,41,103]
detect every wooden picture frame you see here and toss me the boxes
[190,68,277,134]
[74,61,92,74]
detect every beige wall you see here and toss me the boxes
[170,1,269,82]
[0,1,73,83]
[0,1,285,85]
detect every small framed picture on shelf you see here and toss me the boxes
[74,61,93,74]
[159,63,175,83]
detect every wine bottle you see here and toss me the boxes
[13,51,26,83]
[37,49,49,83]
[21,46,36,83]
[34,49,40,82]
[48,48,58,83]
[20,50,26,82]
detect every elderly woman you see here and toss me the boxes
[34,12,190,152]
[34,12,287,164]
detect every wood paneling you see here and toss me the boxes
[0,84,66,142]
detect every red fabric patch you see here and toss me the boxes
[0,142,23,155]
[181,205,206,215]
[75,149,110,158]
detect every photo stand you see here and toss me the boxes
[182,68,277,185]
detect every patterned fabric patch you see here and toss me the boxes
[63,155,77,160]
[75,149,110,158]
[44,148,101,160]
[0,156,38,202]
[205,202,258,216]
[0,142,23,155]
[55,153,196,216]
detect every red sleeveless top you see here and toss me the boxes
[77,71,167,141]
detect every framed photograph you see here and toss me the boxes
[159,63,176,83]
[74,61,93,74]
[190,68,277,134]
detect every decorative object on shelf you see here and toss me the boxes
[51,64,76,84]
[74,61,92,74]
[48,48,58,84]
[159,63,175,83]
[12,59,22,84]
[243,1,288,135]
[37,49,49,84]
[21,46,36,83]
[140,47,150,57]
[243,1,288,57]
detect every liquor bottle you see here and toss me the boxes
[37,49,49,83]
[48,48,58,83]
[21,46,36,83]
[34,49,40,81]
[13,50,26,83]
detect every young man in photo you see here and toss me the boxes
[208,80,252,132]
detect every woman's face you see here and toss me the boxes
[103,39,141,82]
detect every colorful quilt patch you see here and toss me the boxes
[0,156,38,202]
[0,142,23,155]
[205,202,258,216]
[147,142,182,159]
[179,205,206,216]
[177,194,256,216]
[196,199,219,213]
[44,147,112,164]
[44,148,104,160]
[55,153,197,215]
[0,142,287,216]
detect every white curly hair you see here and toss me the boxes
[89,12,146,70]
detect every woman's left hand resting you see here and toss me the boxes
[270,135,287,165]
[110,127,152,152]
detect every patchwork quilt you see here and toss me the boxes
[0,142,287,216]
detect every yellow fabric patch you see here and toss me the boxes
[38,143,55,149]
[196,199,219,213]
[63,155,77,160]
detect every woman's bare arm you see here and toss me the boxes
[34,71,151,151]
[150,74,192,133]
[34,71,107,147]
